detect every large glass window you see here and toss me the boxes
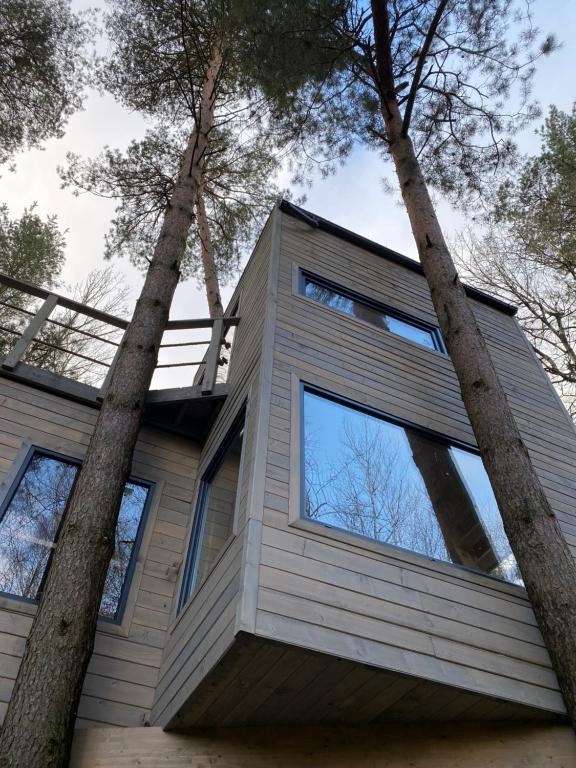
[179,410,245,610]
[303,388,520,584]
[300,271,445,353]
[0,449,152,620]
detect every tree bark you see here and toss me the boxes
[371,0,576,728]
[0,48,223,768]
[195,187,223,318]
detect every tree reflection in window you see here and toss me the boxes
[303,388,521,585]
[301,272,443,352]
[0,451,151,619]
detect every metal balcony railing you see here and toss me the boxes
[0,273,239,397]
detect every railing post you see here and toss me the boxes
[2,294,59,371]
[202,317,224,394]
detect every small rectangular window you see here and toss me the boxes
[0,449,152,620]
[300,271,445,353]
[302,387,520,585]
[179,409,245,610]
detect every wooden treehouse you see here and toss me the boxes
[0,202,575,766]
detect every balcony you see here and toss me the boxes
[0,272,239,440]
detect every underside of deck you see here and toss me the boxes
[163,633,564,729]
[0,362,228,441]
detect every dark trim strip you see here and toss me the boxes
[280,200,517,316]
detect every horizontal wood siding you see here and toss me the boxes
[151,215,273,727]
[71,722,576,767]
[255,212,574,714]
[0,378,200,727]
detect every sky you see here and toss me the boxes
[1,0,575,387]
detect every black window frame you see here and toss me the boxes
[0,446,154,624]
[298,269,446,354]
[178,406,246,612]
[299,382,520,587]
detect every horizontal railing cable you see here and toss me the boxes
[0,272,239,392]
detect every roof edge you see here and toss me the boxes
[279,200,517,317]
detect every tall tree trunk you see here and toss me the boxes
[195,187,223,318]
[371,0,576,728]
[0,48,223,768]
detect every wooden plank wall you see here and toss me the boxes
[254,212,574,716]
[71,722,576,767]
[0,378,200,727]
[150,214,274,727]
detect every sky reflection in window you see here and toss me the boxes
[303,389,521,585]
[302,275,440,351]
[0,452,150,618]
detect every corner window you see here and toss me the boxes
[302,387,520,585]
[300,270,445,353]
[178,409,245,610]
[0,448,152,620]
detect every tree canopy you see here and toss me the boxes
[494,104,576,273]
[60,122,281,285]
[0,203,64,286]
[457,105,576,416]
[254,0,555,201]
[0,0,91,166]
[59,0,338,314]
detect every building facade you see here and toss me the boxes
[0,203,575,765]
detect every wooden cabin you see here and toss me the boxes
[0,202,575,765]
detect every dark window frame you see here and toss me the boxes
[298,269,447,354]
[299,382,520,588]
[178,406,246,612]
[0,446,154,624]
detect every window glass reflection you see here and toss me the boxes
[0,451,151,618]
[0,455,76,600]
[179,414,245,610]
[194,428,243,589]
[100,481,150,618]
[303,389,521,584]
[302,275,439,352]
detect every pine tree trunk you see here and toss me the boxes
[0,49,223,768]
[195,188,223,318]
[370,0,576,727]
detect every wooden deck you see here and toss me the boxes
[0,271,241,439]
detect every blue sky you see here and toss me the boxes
[1,0,575,389]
